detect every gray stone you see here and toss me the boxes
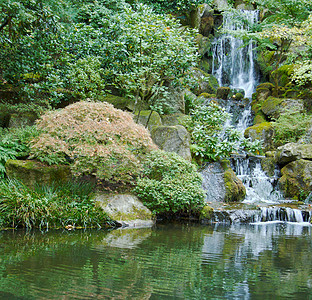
[8,112,37,128]
[94,193,154,228]
[276,143,312,166]
[188,68,219,96]
[213,0,229,10]
[151,125,192,161]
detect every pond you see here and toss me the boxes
[0,223,311,299]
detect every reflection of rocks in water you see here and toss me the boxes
[101,228,152,249]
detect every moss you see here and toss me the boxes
[199,205,214,220]
[234,92,244,100]
[261,96,284,118]
[253,112,267,125]
[134,110,162,130]
[257,82,274,90]
[244,122,272,137]
[98,94,135,111]
[5,159,72,187]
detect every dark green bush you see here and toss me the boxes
[134,150,205,215]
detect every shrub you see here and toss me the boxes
[272,111,312,146]
[0,179,112,229]
[0,126,39,178]
[182,100,262,161]
[134,150,205,215]
[30,101,157,186]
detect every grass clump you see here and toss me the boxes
[134,150,205,215]
[0,179,112,229]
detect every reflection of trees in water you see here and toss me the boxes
[0,224,311,298]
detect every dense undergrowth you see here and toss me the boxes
[0,179,113,229]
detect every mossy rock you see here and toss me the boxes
[188,68,219,96]
[134,110,162,131]
[276,143,312,166]
[94,193,154,228]
[150,125,192,161]
[244,122,274,152]
[278,159,312,199]
[234,92,244,101]
[257,82,274,90]
[261,151,277,177]
[200,205,214,220]
[253,112,267,125]
[8,112,38,128]
[99,94,136,111]
[5,159,72,187]
[216,87,231,100]
[271,64,294,87]
[196,34,211,57]
[161,113,187,126]
[221,160,246,202]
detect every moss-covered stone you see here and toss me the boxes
[196,34,211,57]
[278,159,312,199]
[8,112,38,128]
[151,125,192,161]
[161,113,187,126]
[216,87,231,100]
[94,193,154,228]
[99,94,136,111]
[221,160,246,202]
[244,122,274,152]
[253,112,267,125]
[261,151,277,177]
[276,143,312,166]
[5,159,72,187]
[134,110,162,131]
[271,64,294,87]
[188,68,219,96]
[234,92,244,101]
[257,82,275,90]
[200,205,214,220]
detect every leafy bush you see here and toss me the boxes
[30,101,157,186]
[182,100,261,161]
[0,126,39,178]
[272,111,312,146]
[134,150,205,215]
[0,179,111,229]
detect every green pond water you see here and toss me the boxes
[0,223,311,299]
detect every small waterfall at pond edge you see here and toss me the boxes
[201,10,311,223]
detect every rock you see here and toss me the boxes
[8,112,37,128]
[99,94,135,111]
[261,151,277,177]
[94,193,154,228]
[5,159,72,187]
[261,97,305,119]
[244,122,274,152]
[199,4,214,36]
[134,110,162,131]
[216,87,231,100]
[201,160,246,203]
[276,143,312,166]
[199,205,214,221]
[278,159,312,198]
[196,34,211,57]
[188,68,219,96]
[151,125,192,161]
[213,0,229,11]
[161,113,186,126]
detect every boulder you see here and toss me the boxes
[199,4,214,36]
[213,0,229,11]
[216,87,231,100]
[196,34,211,57]
[99,94,135,112]
[261,151,277,177]
[244,122,274,152]
[276,143,312,166]
[188,68,219,96]
[161,113,186,126]
[8,112,37,128]
[94,193,154,228]
[151,125,192,161]
[278,159,312,198]
[134,110,162,131]
[5,159,72,187]
[261,97,305,119]
[200,160,245,203]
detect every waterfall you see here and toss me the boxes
[212,10,259,98]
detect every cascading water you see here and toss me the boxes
[212,10,259,98]
[211,9,283,204]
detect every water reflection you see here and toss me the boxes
[0,223,311,299]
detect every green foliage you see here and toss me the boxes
[30,101,157,186]
[0,179,111,229]
[183,100,261,161]
[0,126,39,178]
[136,0,211,14]
[134,150,205,214]
[272,111,312,145]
